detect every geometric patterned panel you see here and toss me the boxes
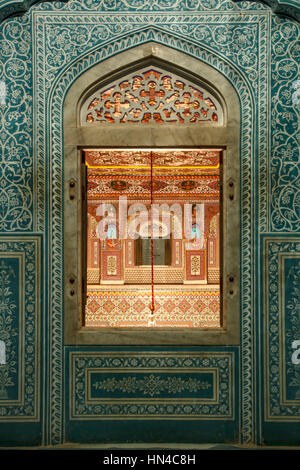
[87,268,100,284]
[85,286,220,328]
[207,268,220,284]
[124,267,184,284]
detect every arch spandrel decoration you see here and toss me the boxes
[81,66,224,125]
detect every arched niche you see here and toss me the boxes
[64,43,240,345]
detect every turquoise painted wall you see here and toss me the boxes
[0,0,299,447]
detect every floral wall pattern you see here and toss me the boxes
[0,16,33,231]
[0,0,299,447]
[270,17,300,232]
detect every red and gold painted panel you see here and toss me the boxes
[87,174,220,200]
[101,249,122,282]
[185,249,207,283]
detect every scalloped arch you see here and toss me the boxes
[0,0,299,23]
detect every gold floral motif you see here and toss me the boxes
[93,374,211,397]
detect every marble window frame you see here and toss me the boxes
[63,43,240,345]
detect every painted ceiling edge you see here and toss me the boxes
[0,0,300,23]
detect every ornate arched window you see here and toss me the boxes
[64,46,240,345]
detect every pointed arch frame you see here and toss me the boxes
[62,43,241,346]
[38,25,256,443]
